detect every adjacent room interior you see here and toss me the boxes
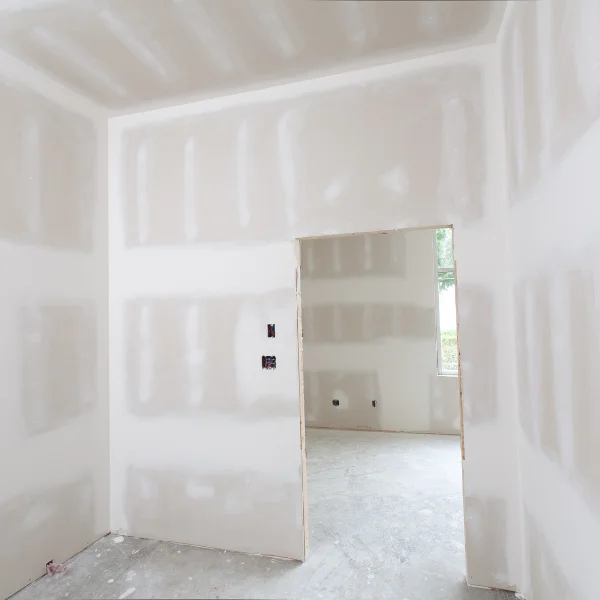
[299,227,469,594]
[300,228,460,435]
[1,1,599,599]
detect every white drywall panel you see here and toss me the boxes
[109,44,521,588]
[0,53,108,599]
[500,0,600,598]
[301,229,460,434]
[0,0,502,111]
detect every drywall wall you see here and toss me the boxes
[301,229,460,434]
[500,1,600,598]
[0,51,108,599]
[109,44,522,590]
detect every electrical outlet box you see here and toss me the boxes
[262,356,276,369]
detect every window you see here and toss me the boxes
[435,228,458,375]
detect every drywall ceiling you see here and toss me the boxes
[0,0,506,111]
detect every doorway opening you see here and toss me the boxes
[295,226,466,588]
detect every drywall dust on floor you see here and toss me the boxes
[12,430,514,600]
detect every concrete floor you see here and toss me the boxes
[12,429,514,600]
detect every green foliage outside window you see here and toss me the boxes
[436,228,458,372]
[440,329,459,372]
[436,228,455,292]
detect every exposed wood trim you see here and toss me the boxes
[295,239,309,561]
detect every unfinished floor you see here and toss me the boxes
[11,429,514,600]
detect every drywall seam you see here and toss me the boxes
[481,1,509,47]
[107,40,497,119]
[110,43,492,127]
[0,32,109,497]
[495,1,518,45]
[0,48,107,119]
[0,39,109,598]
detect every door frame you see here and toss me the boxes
[294,224,465,562]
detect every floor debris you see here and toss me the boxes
[45,561,65,576]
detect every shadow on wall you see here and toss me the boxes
[0,79,96,252]
[120,66,485,248]
[532,278,559,462]
[514,262,600,513]
[21,304,97,436]
[456,285,497,426]
[568,269,600,511]
[463,497,512,590]
[525,510,576,600]
[429,374,461,432]
[124,466,302,560]
[0,475,95,600]
[124,291,299,419]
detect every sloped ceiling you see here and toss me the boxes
[0,0,506,111]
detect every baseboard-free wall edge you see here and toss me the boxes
[7,532,111,599]
[110,533,301,563]
[467,581,521,596]
[306,425,461,437]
